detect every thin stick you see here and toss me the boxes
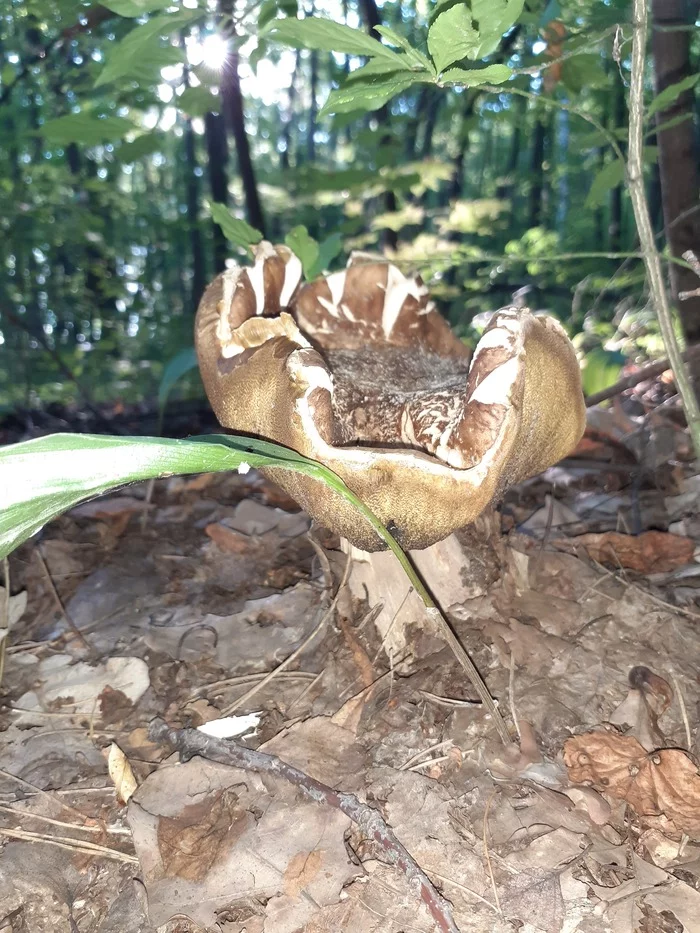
[669,672,692,750]
[0,767,92,825]
[508,652,521,742]
[482,791,502,918]
[627,0,700,459]
[150,719,460,933]
[585,344,700,406]
[0,803,129,835]
[0,557,10,685]
[36,546,93,654]
[0,827,137,863]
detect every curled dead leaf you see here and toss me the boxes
[107,742,138,805]
[564,730,700,840]
[557,530,695,573]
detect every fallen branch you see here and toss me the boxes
[585,343,700,407]
[149,718,461,933]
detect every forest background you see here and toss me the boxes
[0,0,699,418]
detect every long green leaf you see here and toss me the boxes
[158,348,199,415]
[102,0,171,16]
[41,113,134,146]
[441,64,512,86]
[320,70,429,116]
[210,203,263,250]
[0,434,407,565]
[646,73,700,119]
[95,9,202,87]
[265,16,406,64]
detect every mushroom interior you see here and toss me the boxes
[324,346,472,454]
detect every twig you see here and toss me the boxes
[669,671,692,750]
[508,652,521,742]
[149,719,461,933]
[0,803,128,835]
[0,827,137,863]
[0,557,10,685]
[679,251,700,300]
[0,767,92,826]
[482,791,502,918]
[627,0,700,459]
[585,344,700,406]
[36,546,93,655]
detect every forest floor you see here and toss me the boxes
[2,382,700,933]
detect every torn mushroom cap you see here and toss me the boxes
[196,243,585,551]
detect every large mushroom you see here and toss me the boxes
[195,242,585,555]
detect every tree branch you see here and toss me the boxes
[149,719,461,933]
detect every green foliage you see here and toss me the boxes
[428,0,524,71]
[178,87,220,117]
[0,433,403,561]
[158,347,199,420]
[102,0,172,16]
[40,113,134,146]
[580,347,625,397]
[210,203,263,251]
[95,9,203,87]
[264,17,408,63]
[646,73,700,119]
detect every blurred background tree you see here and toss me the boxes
[0,0,697,416]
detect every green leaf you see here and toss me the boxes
[178,86,220,117]
[646,73,700,119]
[158,347,198,416]
[585,159,624,209]
[428,5,479,73]
[314,233,343,276]
[210,202,263,250]
[374,25,435,74]
[0,433,403,560]
[116,131,165,162]
[428,0,523,72]
[285,226,320,279]
[258,0,297,31]
[95,8,202,87]
[320,67,427,116]
[581,348,625,398]
[441,63,512,86]
[41,113,134,146]
[264,16,406,64]
[102,0,171,16]
[561,54,609,94]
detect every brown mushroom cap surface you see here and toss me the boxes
[195,243,585,551]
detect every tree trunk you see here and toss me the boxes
[651,0,700,344]
[608,63,626,252]
[220,0,266,235]
[357,0,398,250]
[204,111,230,273]
[308,49,318,163]
[528,107,547,227]
[184,115,206,312]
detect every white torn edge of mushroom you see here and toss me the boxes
[286,310,524,488]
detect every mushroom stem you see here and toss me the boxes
[345,522,514,748]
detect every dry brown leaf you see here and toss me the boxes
[157,787,249,881]
[557,530,695,573]
[204,522,252,553]
[564,730,700,839]
[107,742,138,805]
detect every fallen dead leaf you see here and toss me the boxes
[555,530,695,573]
[564,730,700,839]
[107,742,138,805]
[204,522,252,553]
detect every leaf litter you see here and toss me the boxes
[2,398,700,931]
